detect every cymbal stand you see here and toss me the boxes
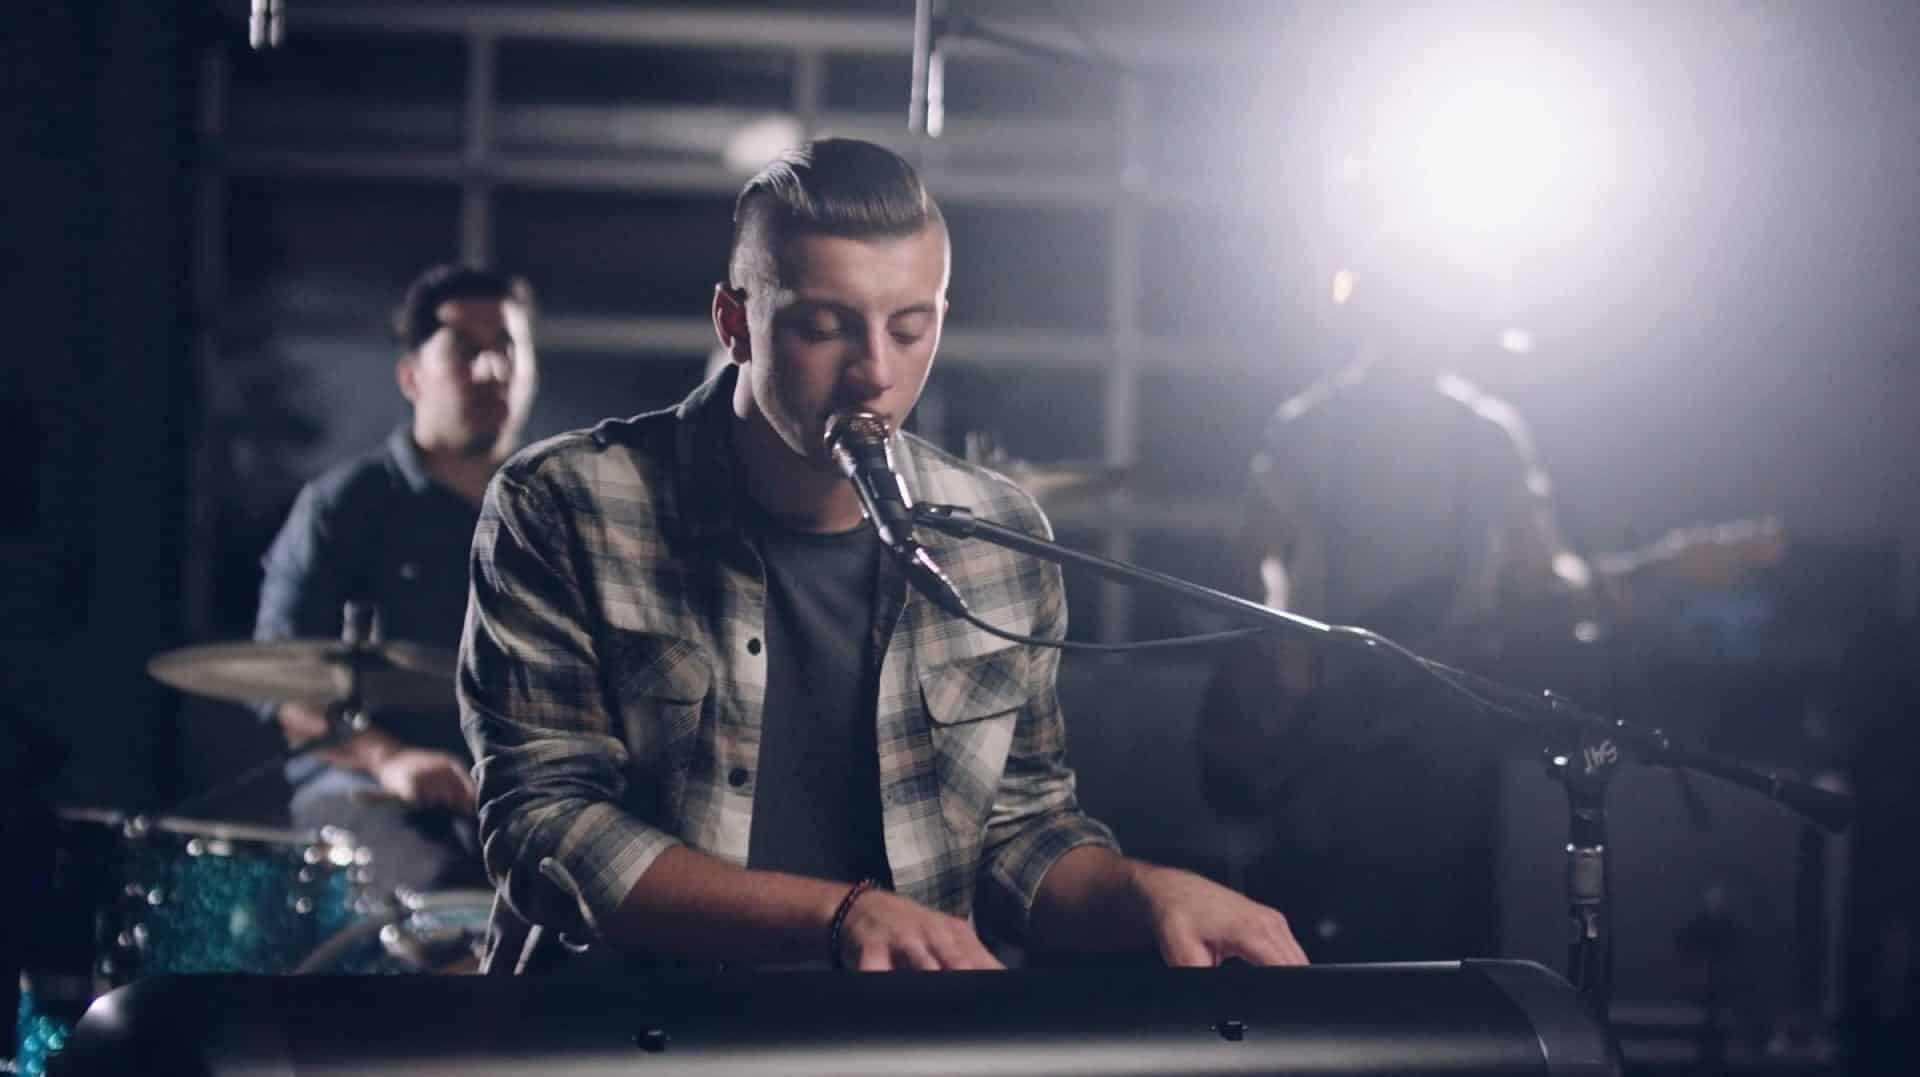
[161,705,369,818]
[161,603,380,817]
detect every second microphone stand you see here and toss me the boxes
[908,502,1853,1013]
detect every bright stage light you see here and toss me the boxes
[1416,86,1556,233]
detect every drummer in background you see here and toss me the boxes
[253,264,538,893]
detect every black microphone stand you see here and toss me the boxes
[911,2,1146,137]
[909,502,1854,1013]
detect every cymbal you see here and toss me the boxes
[148,639,457,714]
[994,460,1135,502]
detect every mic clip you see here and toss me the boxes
[910,503,975,538]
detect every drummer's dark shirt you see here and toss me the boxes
[254,425,477,810]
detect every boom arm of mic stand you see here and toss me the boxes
[1421,661,1854,833]
[914,500,1853,1009]
[912,502,1336,636]
[911,502,1850,832]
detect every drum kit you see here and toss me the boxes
[16,632,491,1074]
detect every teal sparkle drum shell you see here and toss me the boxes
[53,807,374,982]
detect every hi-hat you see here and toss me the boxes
[148,639,456,714]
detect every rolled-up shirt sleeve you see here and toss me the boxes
[974,511,1120,939]
[459,467,681,938]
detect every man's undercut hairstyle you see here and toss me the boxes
[729,138,944,285]
[392,264,534,353]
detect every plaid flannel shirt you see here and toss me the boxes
[459,368,1117,962]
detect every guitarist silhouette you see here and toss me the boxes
[1196,348,1783,964]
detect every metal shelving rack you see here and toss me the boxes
[189,3,1257,641]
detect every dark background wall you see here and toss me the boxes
[4,2,200,810]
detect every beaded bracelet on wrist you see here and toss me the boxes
[827,877,881,971]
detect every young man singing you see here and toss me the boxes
[461,139,1305,973]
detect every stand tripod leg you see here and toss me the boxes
[1566,839,1608,1002]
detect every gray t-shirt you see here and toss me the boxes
[743,511,891,886]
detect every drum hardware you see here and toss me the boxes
[376,888,493,971]
[18,810,483,1074]
[49,809,373,984]
[290,888,493,975]
[112,601,459,971]
[962,434,1136,505]
[14,608,477,1071]
[146,637,454,716]
[995,460,1134,503]
[146,601,455,818]
[146,597,454,718]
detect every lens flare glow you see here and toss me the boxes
[1417,86,1556,233]
[1332,268,1357,305]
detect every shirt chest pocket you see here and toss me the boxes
[918,645,1029,812]
[605,631,712,816]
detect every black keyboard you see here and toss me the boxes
[58,959,1619,1076]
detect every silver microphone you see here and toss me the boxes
[824,411,969,617]
[825,411,917,550]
